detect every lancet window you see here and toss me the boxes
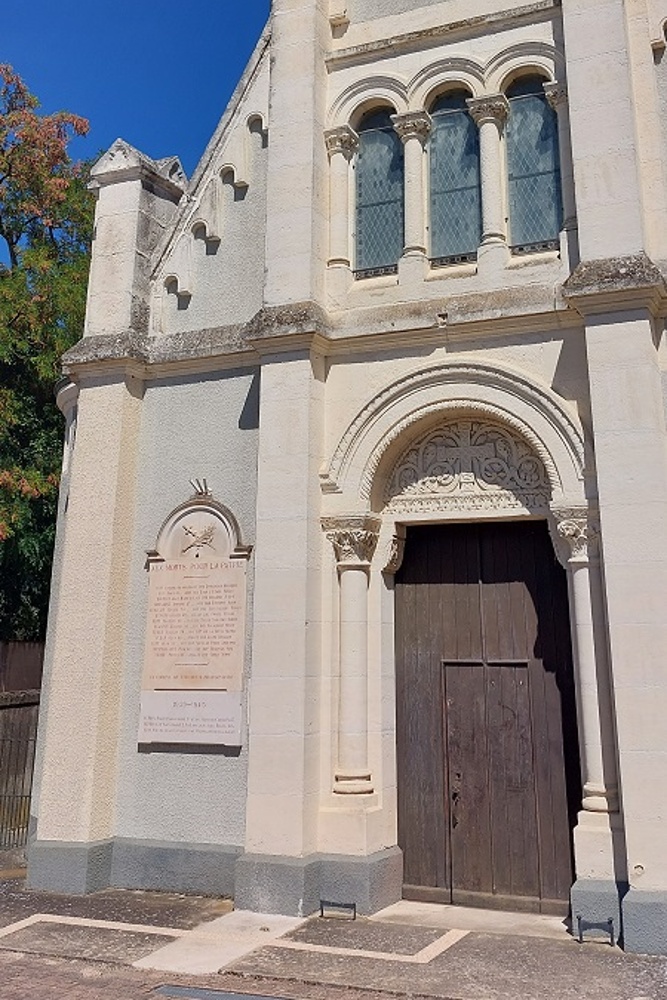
[354,108,405,276]
[505,75,563,253]
[428,90,482,264]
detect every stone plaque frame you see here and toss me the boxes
[139,485,252,749]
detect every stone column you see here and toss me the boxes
[391,112,432,257]
[552,507,618,814]
[324,126,358,268]
[323,516,380,795]
[543,82,579,266]
[466,95,509,259]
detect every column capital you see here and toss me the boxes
[466,94,510,128]
[324,125,359,160]
[322,515,381,565]
[550,506,599,565]
[543,81,568,110]
[391,111,433,145]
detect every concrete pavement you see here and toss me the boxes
[0,860,665,1000]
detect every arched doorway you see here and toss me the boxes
[386,417,581,914]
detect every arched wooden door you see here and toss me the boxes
[395,520,581,915]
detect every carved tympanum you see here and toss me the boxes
[385,419,551,513]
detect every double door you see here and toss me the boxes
[394,521,581,914]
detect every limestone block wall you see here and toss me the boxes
[115,368,260,851]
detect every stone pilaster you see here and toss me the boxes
[323,515,381,794]
[325,126,358,268]
[551,506,618,814]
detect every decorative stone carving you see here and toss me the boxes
[543,81,567,110]
[391,111,433,145]
[385,419,551,514]
[383,528,406,576]
[466,95,510,127]
[322,515,381,565]
[324,125,359,160]
[551,506,598,564]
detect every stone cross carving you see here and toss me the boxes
[447,421,495,486]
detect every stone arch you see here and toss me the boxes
[485,42,561,94]
[327,75,409,128]
[408,58,485,110]
[320,360,586,513]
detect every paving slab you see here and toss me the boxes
[284,918,443,955]
[0,919,175,963]
[0,874,232,930]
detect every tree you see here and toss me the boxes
[0,64,94,640]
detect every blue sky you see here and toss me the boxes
[4,1,271,177]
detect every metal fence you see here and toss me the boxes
[0,642,44,850]
[0,690,40,848]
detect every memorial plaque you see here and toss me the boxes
[138,690,242,745]
[139,493,251,746]
[143,559,246,692]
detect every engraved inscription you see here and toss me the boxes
[143,559,245,692]
[139,690,241,745]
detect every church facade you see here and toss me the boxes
[28,0,667,955]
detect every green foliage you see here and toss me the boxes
[0,65,94,640]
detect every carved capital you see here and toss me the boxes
[391,111,433,145]
[322,515,381,565]
[551,506,598,564]
[543,81,567,110]
[466,94,510,128]
[324,125,359,160]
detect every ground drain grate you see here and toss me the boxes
[155,989,287,1000]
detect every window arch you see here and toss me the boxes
[354,108,404,275]
[428,89,482,263]
[505,75,562,251]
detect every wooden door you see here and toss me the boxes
[395,521,580,915]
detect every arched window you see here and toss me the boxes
[355,108,404,275]
[505,76,562,252]
[429,90,482,263]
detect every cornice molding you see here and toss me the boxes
[563,253,667,317]
[326,1,561,69]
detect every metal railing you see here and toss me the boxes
[0,690,40,849]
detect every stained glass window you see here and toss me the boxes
[355,109,404,274]
[429,91,482,262]
[506,77,563,250]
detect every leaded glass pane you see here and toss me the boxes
[355,125,404,271]
[506,93,562,248]
[429,108,481,259]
